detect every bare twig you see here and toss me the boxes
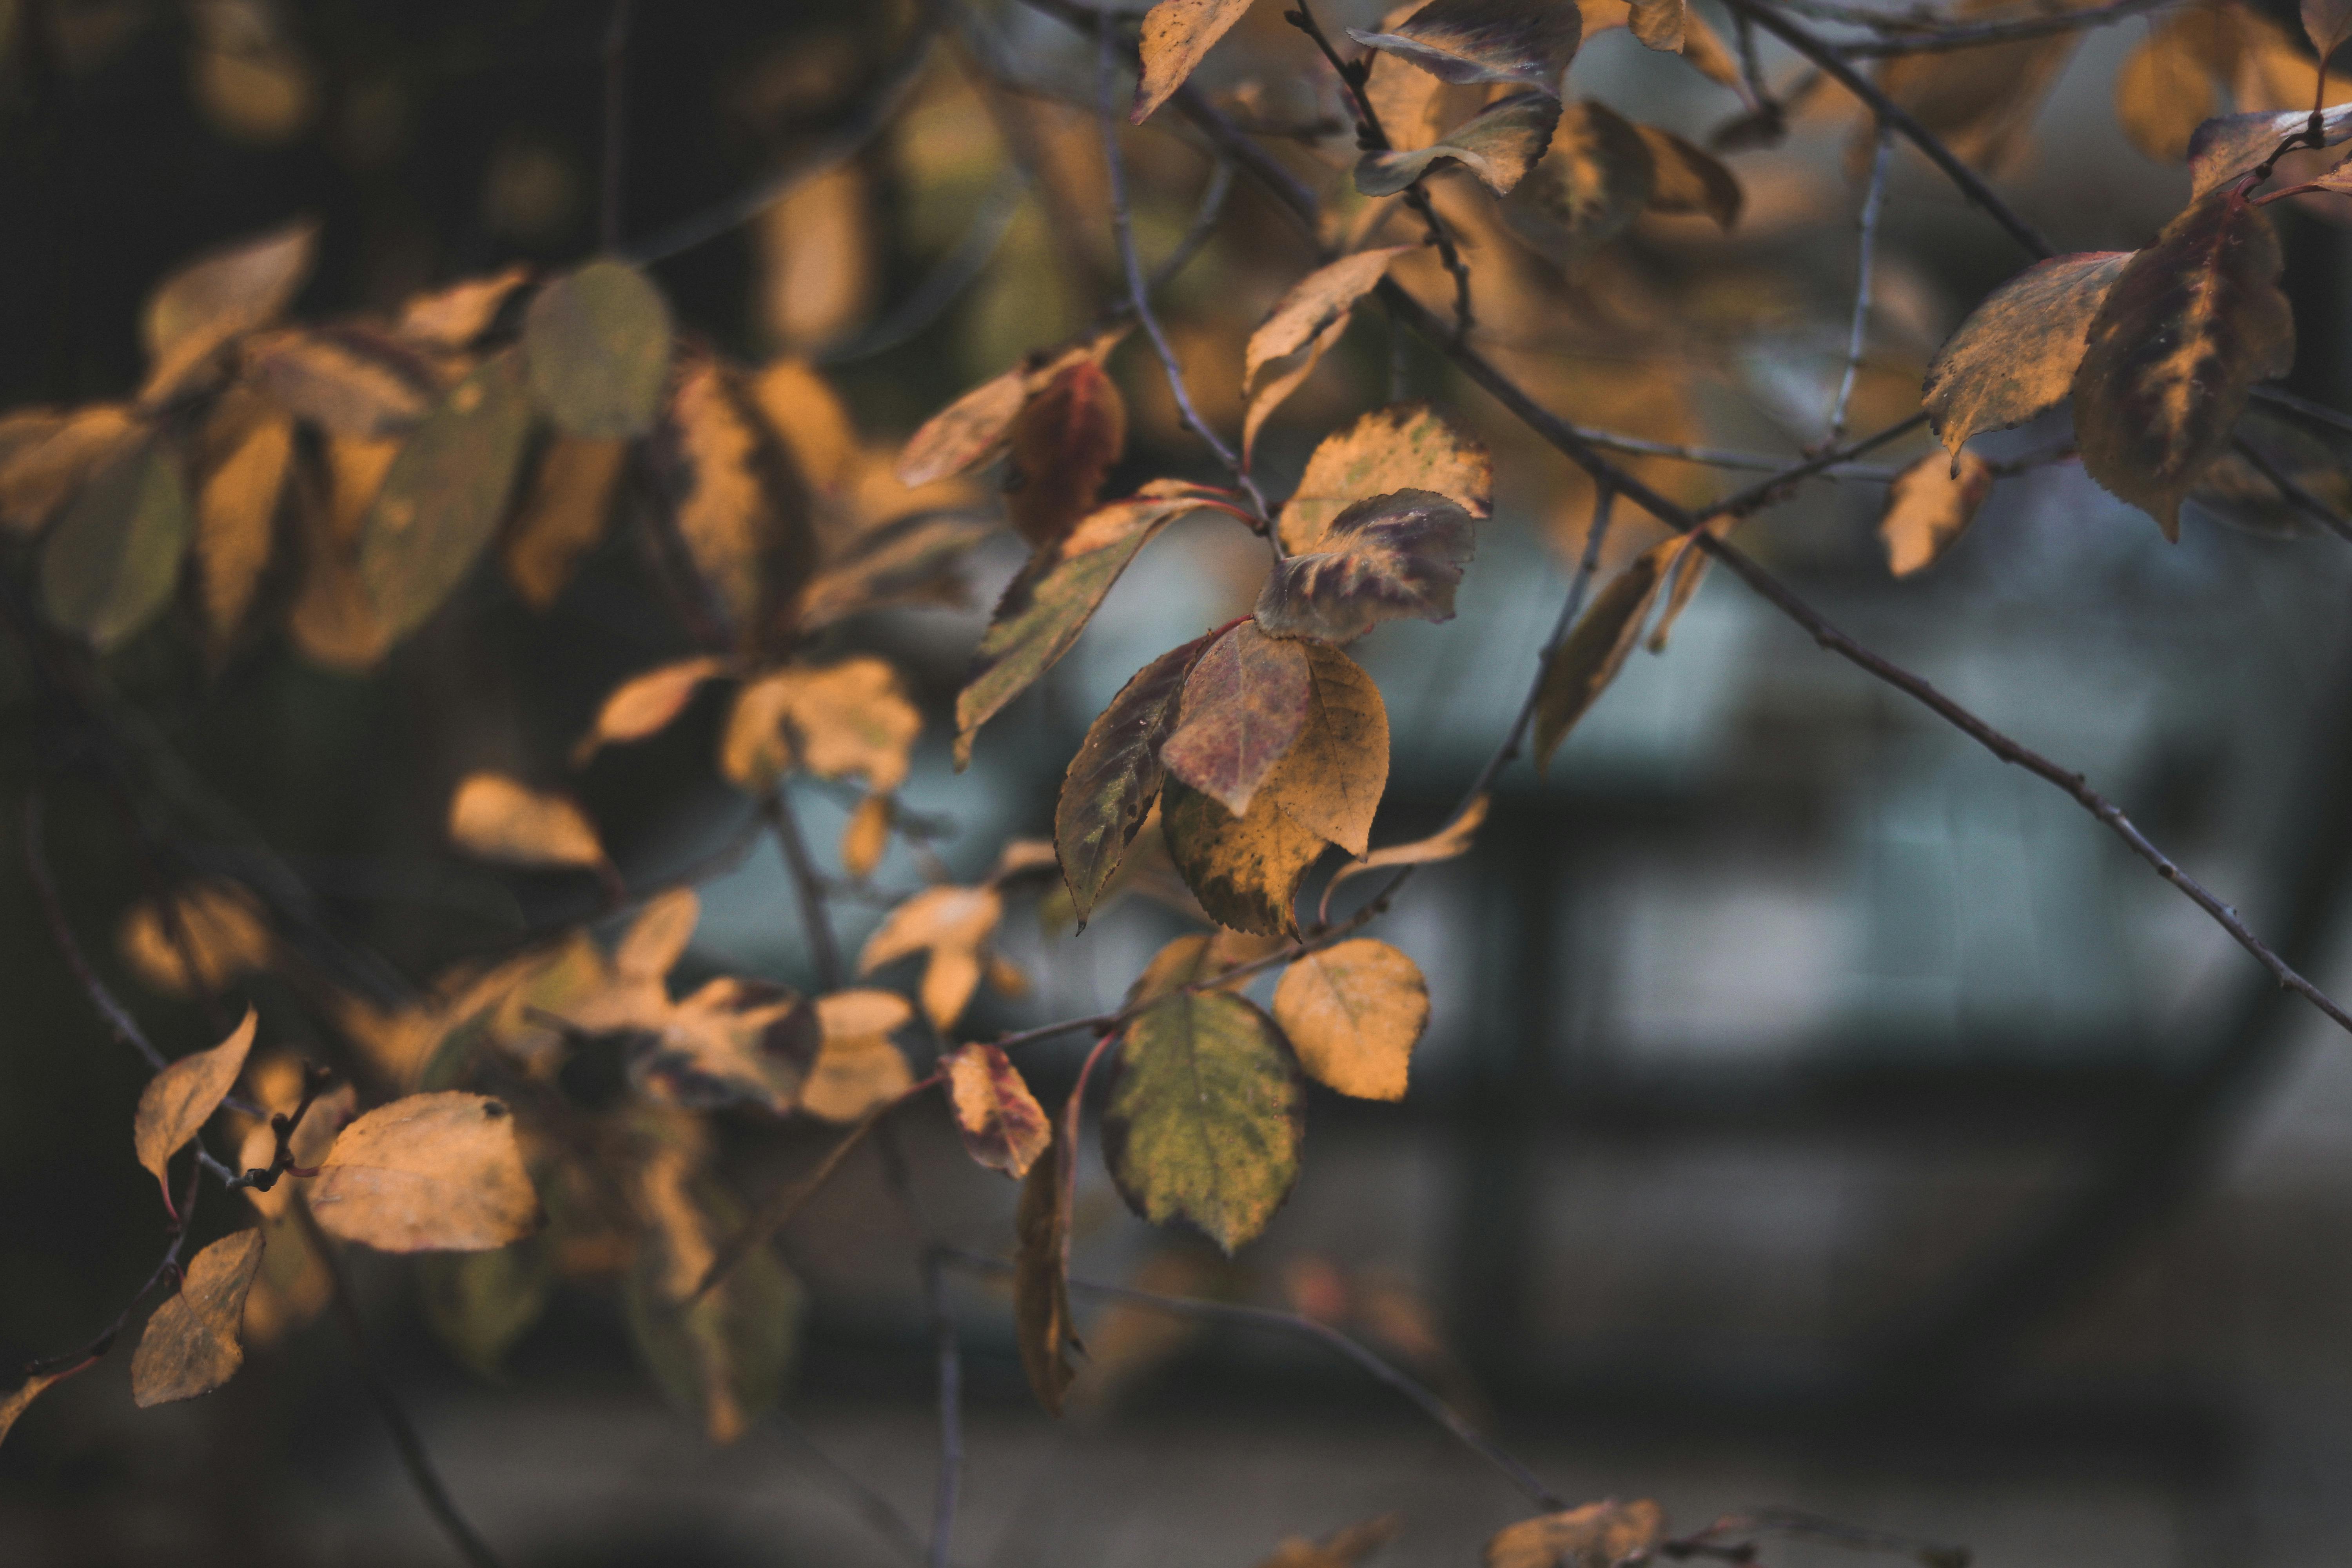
[24,791,168,1075]
[1826,125,1893,445]
[2229,434,2352,544]
[764,788,847,991]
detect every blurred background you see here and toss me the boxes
[5,0,2352,1564]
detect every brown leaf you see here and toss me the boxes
[307,1091,541,1251]
[1881,449,1994,576]
[1922,250,2131,460]
[793,510,994,632]
[1502,100,1657,270]
[0,405,138,537]
[523,259,674,439]
[2187,103,2352,199]
[634,977,815,1114]
[504,435,626,610]
[2115,17,2219,163]
[575,657,731,764]
[896,326,1127,487]
[2073,189,2295,539]
[1014,1138,1080,1414]
[1321,794,1486,907]
[1274,939,1428,1101]
[1160,622,1314,818]
[944,1043,1052,1179]
[1347,0,1583,93]
[140,220,317,406]
[617,889,701,984]
[720,656,920,794]
[1243,248,1414,457]
[243,327,435,437]
[1004,359,1128,551]
[1057,637,1209,924]
[0,1367,74,1450]
[40,439,191,650]
[398,267,531,350]
[120,880,275,996]
[447,772,607,870]
[668,359,820,648]
[1628,0,1683,51]
[1134,0,1256,123]
[1485,1499,1666,1568]
[1356,92,1562,197]
[1278,403,1492,555]
[802,990,917,1121]
[130,1229,266,1407]
[1255,489,1476,645]
[1636,124,1742,227]
[194,405,292,648]
[134,1010,256,1203]
[1532,535,1681,769]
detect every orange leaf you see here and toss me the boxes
[943,1043,1051,1179]
[131,1229,267,1407]
[1880,450,1994,577]
[307,1091,542,1252]
[133,1010,256,1204]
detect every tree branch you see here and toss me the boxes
[1826,125,1893,445]
[764,788,847,992]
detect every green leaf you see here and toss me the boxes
[1356,92,1561,197]
[1056,636,1208,924]
[1102,989,1303,1253]
[523,259,674,439]
[1159,622,1313,818]
[40,441,190,649]
[1347,0,1583,94]
[1254,488,1475,645]
[358,353,534,641]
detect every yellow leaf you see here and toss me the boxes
[2114,20,2218,163]
[133,1010,256,1203]
[722,656,920,794]
[802,991,917,1121]
[194,403,292,648]
[1922,250,2131,461]
[617,889,701,983]
[504,435,626,610]
[1243,248,1414,457]
[242,327,433,437]
[0,405,138,537]
[749,358,858,494]
[1277,403,1493,556]
[1871,1,2083,176]
[307,1091,541,1251]
[288,434,397,670]
[944,1042,1051,1178]
[447,772,607,870]
[1273,939,1430,1100]
[1322,794,1486,908]
[575,657,731,764]
[1485,1499,1665,1568]
[755,163,875,354]
[1133,0,1257,124]
[120,880,274,996]
[130,1229,266,1407]
[0,1367,75,1450]
[841,795,890,879]
[1880,449,1994,576]
[859,884,1005,1029]
[140,220,317,406]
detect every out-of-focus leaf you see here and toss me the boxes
[130,1229,266,1407]
[793,510,993,631]
[1132,929,1291,1002]
[2188,102,2352,198]
[2116,15,2220,163]
[1881,449,1994,576]
[575,657,731,765]
[523,258,673,439]
[897,326,1127,487]
[1532,535,1681,768]
[858,886,1004,1030]
[399,267,531,350]
[955,481,1230,766]
[447,773,607,871]
[944,1043,1051,1178]
[141,220,316,405]
[0,406,137,537]
[721,656,920,794]
[2306,0,2352,58]
[749,358,858,494]
[243,327,434,437]
[802,990,916,1121]
[357,352,533,641]
[669,359,817,645]
[755,163,876,353]
[1871,2,2081,177]
[842,794,890,878]
[1635,124,1742,227]
[1134,0,1256,123]
[1004,359,1127,551]
[1322,794,1486,907]
[1160,622,1314,818]
[1628,0,1683,51]
[1273,939,1428,1101]
[1485,1499,1666,1568]
[1103,987,1302,1253]
[1279,403,1492,555]
[2073,190,2294,539]
[1057,637,1209,924]
[1922,251,2131,459]
[1357,92,1561,197]
[40,441,190,649]
[504,435,626,611]
[308,1091,541,1252]
[1255,489,1476,645]
[634,978,816,1114]
[1348,0,1583,94]
[1502,100,1656,270]
[2187,405,2352,537]
[1582,0,1740,86]
[1255,1513,1405,1568]
[120,879,275,997]
[1243,248,1414,457]
[1014,1138,1080,1414]
[133,1011,256,1204]
[420,1230,554,1377]
[194,401,291,648]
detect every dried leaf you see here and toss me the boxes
[358,352,533,641]
[40,440,190,649]
[635,978,816,1114]
[619,889,701,982]
[1255,489,1476,644]
[749,358,858,494]
[1278,403,1492,555]
[1871,4,2081,176]
[2306,0,2352,56]
[447,772,607,871]
[1004,359,1128,551]
[1347,0,1583,93]
[955,481,1230,765]
[130,1229,266,1407]
[1132,929,1290,1002]
[1502,100,1657,270]
[0,1368,74,1449]
[842,795,891,878]
[1014,1138,1080,1414]
[1532,536,1680,768]
[243,327,434,437]
[120,880,274,996]
[399,267,530,350]
[1881,449,1994,576]
[896,327,1127,487]
[670,358,813,640]
[1134,0,1256,123]
[1160,622,1314,818]
[141,220,316,405]
[1628,0,1683,51]
[793,510,993,631]
[1322,794,1486,905]
[504,436,626,610]
[0,406,138,536]
[1255,1513,1406,1568]
[523,258,674,439]
[802,990,916,1121]
[134,1010,257,1203]
[1922,250,2131,460]
[1103,988,1303,1253]
[721,656,920,794]
[1636,124,1742,227]
[195,408,291,646]
[944,1043,1051,1178]
[2115,18,2218,163]
[2073,190,2295,539]
[1274,939,1428,1101]
[307,1091,541,1251]
[2187,103,2352,198]
[1057,637,1209,923]
[1243,248,1414,456]
[1485,1499,1666,1568]
[1356,92,1562,197]
[575,657,730,764]
[859,886,1004,1029]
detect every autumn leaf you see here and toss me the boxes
[1278,403,1492,555]
[40,440,190,650]
[2187,103,2352,198]
[194,402,292,648]
[1133,0,1256,123]
[1243,248,1414,457]
[1636,124,1742,228]
[523,258,674,439]
[1502,100,1657,270]
[1533,535,1682,769]
[1004,351,1128,552]
[944,1043,1052,1179]
[635,978,817,1115]
[131,1229,266,1407]
[2114,14,2220,163]
[0,405,138,537]
[140,220,317,406]
[802,990,917,1121]
[243,327,434,437]
[2072,189,2295,539]
[1628,0,1683,51]
[504,436,626,610]
[134,1010,256,1205]
[793,510,994,632]
[1132,929,1291,1001]
[358,352,534,641]
[896,326,1127,487]
[1057,637,1209,923]
[0,1367,76,1450]
[1255,1513,1405,1568]
[668,358,816,643]
[1255,489,1476,645]
[1347,0,1583,94]
[722,656,920,794]
[1160,622,1314,818]
[1486,1499,1666,1568]
[841,794,890,878]
[858,885,1004,1030]
[1320,793,1486,918]
[307,1091,541,1251]
[398,267,530,350]
[1273,939,1430,1101]
[1871,1,2082,177]
[955,481,1232,766]
[575,658,731,764]
[748,357,858,495]
[1356,92,1562,197]
[1881,450,1994,576]
[419,1234,554,1378]
[1014,1138,1080,1414]
[2306,0,2352,58]
[120,880,274,996]
[447,772,608,871]
[1103,987,1303,1253]
[1922,250,2130,462]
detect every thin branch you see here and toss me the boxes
[25,1157,202,1377]
[2229,434,2352,544]
[25,791,167,1075]
[2251,383,2352,437]
[765,788,847,992]
[1664,1507,1968,1568]
[923,1250,963,1568]
[600,0,632,251]
[1826,125,1893,445]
